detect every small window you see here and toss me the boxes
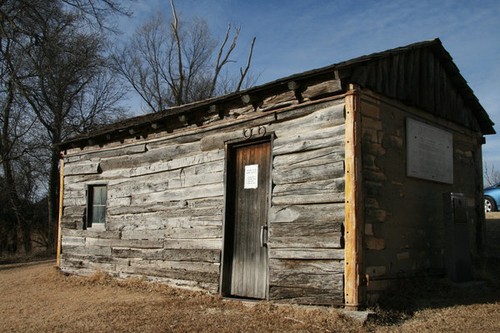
[86,185,107,228]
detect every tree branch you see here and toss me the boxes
[170,0,184,105]
[236,36,256,92]
[209,24,239,97]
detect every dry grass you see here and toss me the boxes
[0,261,499,333]
[365,260,500,332]
[0,262,365,333]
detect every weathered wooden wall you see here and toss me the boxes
[61,135,225,292]
[268,100,346,304]
[358,88,484,304]
[60,95,346,305]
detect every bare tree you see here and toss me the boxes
[1,0,129,253]
[484,162,500,186]
[0,0,131,39]
[0,6,47,254]
[113,0,256,112]
[61,0,132,30]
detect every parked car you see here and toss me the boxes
[484,182,500,212]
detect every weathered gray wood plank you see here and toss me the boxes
[272,103,345,137]
[269,286,343,305]
[106,213,223,232]
[274,99,344,123]
[64,245,112,256]
[273,130,345,156]
[99,141,201,171]
[129,183,224,205]
[269,259,344,273]
[111,247,220,263]
[269,248,344,260]
[63,229,121,239]
[122,259,220,284]
[163,238,222,250]
[83,237,164,249]
[271,221,342,237]
[121,225,222,240]
[64,162,101,176]
[270,270,343,289]
[301,79,343,100]
[99,150,224,179]
[273,178,344,196]
[107,197,224,215]
[269,236,342,249]
[64,144,147,163]
[273,161,344,184]
[107,169,223,199]
[271,193,344,205]
[273,147,344,169]
[269,204,345,223]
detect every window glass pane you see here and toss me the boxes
[93,185,107,205]
[93,206,106,224]
[92,188,101,205]
[88,185,107,226]
[100,186,107,205]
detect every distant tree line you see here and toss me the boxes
[484,163,500,187]
[0,0,256,255]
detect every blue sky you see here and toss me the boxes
[116,0,500,171]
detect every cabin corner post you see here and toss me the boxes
[56,152,64,268]
[344,84,364,309]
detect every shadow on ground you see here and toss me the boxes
[370,212,500,326]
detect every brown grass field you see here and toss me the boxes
[1,212,499,332]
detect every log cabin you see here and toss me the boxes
[57,39,495,308]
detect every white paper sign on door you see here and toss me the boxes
[244,164,259,189]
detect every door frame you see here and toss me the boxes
[220,134,273,299]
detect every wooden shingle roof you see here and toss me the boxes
[59,38,494,150]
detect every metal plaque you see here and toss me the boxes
[407,118,453,184]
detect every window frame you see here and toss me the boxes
[85,184,108,229]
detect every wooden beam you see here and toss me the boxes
[287,81,299,91]
[302,79,342,100]
[344,84,364,310]
[241,94,252,104]
[287,80,304,103]
[178,114,189,126]
[56,154,64,268]
[210,105,225,119]
[241,94,261,110]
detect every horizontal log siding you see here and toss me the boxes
[269,101,346,305]
[60,97,346,304]
[60,134,225,292]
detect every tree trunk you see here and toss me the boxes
[2,162,26,254]
[21,219,32,254]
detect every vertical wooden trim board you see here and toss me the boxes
[344,85,364,309]
[56,155,64,267]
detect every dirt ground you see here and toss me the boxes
[1,261,499,333]
[485,212,500,258]
[0,262,366,333]
[0,213,499,333]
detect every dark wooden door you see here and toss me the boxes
[225,139,270,299]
